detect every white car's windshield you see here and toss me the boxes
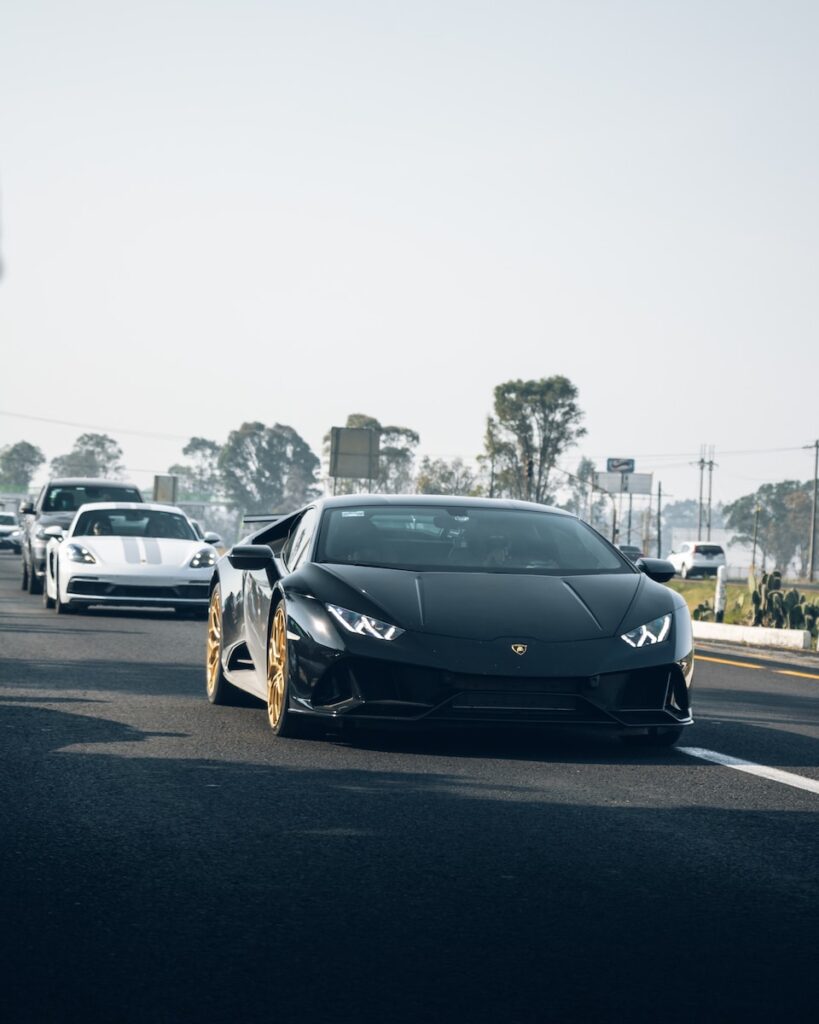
[74,509,196,541]
[316,506,631,575]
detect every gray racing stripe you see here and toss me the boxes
[142,537,162,564]
[121,537,140,563]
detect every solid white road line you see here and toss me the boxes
[679,747,819,796]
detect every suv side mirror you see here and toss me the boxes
[19,501,34,515]
[635,558,677,583]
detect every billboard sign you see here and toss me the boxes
[606,457,635,473]
[594,472,653,495]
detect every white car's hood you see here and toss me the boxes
[69,536,205,568]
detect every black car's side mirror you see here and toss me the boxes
[228,544,281,583]
[635,557,677,583]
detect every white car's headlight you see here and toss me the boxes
[189,548,218,569]
[621,613,671,648]
[66,543,97,564]
[327,604,404,641]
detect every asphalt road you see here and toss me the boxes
[0,554,816,1024]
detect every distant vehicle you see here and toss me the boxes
[0,513,22,554]
[666,542,726,579]
[617,544,644,563]
[206,495,693,747]
[19,478,143,594]
[42,502,217,615]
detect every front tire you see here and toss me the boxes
[28,560,43,595]
[21,556,29,590]
[680,564,689,579]
[266,602,310,737]
[205,585,242,705]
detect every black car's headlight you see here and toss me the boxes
[189,548,218,569]
[66,543,97,564]
[327,604,404,641]
[621,613,671,648]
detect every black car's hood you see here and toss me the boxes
[305,564,652,642]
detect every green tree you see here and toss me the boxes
[0,441,46,492]
[219,422,320,513]
[415,456,482,496]
[483,377,586,503]
[51,433,124,478]
[724,481,812,573]
[560,456,608,528]
[168,437,222,500]
[661,499,725,533]
[325,414,420,494]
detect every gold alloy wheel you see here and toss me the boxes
[206,590,222,697]
[267,604,287,729]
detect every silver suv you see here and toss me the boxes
[666,541,726,579]
[19,478,143,594]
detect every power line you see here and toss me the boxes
[0,409,190,442]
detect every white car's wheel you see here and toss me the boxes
[55,570,77,615]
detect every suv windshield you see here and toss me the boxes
[43,485,143,513]
[316,505,631,575]
[74,509,196,540]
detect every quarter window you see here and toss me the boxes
[283,508,318,571]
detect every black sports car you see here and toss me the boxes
[206,496,693,745]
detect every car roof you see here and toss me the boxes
[73,502,187,515]
[46,478,140,488]
[293,494,572,516]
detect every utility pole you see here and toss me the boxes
[695,445,706,541]
[805,440,819,582]
[706,445,717,541]
[627,493,633,545]
[751,503,760,574]
[656,481,662,558]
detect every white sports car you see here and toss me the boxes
[43,502,218,615]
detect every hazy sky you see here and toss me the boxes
[1,0,817,506]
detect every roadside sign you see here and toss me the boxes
[607,457,635,473]
[329,427,380,480]
[594,471,653,495]
[153,474,178,503]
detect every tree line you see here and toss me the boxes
[2,378,816,573]
[0,376,587,512]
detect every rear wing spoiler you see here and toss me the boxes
[242,514,285,525]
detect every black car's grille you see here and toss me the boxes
[310,657,689,725]
[67,580,209,601]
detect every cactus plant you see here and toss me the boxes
[745,575,818,636]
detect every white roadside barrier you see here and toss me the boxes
[692,620,813,650]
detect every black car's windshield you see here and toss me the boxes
[74,509,196,540]
[0,514,15,526]
[44,485,143,513]
[316,505,631,575]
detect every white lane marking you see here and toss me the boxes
[679,747,819,796]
